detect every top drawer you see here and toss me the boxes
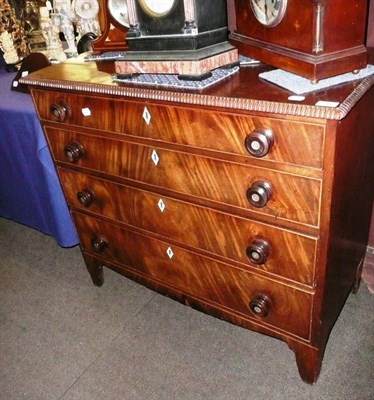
[32,90,325,169]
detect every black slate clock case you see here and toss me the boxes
[126,0,229,51]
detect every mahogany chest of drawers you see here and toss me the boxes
[21,62,374,384]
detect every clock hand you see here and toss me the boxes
[265,0,277,20]
[264,0,268,22]
[254,0,266,13]
[269,0,276,18]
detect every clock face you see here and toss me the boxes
[249,0,287,27]
[75,0,100,19]
[108,0,129,27]
[137,0,177,18]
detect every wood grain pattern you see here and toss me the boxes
[59,168,318,285]
[73,212,313,340]
[45,128,322,227]
[33,89,325,169]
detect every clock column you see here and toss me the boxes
[183,0,197,33]
[126,0,141,37]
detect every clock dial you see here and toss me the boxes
[250,0,287,27]
[75,0,100,19]
[137,0,177,18]
[108,0,129,27]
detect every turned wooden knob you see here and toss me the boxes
[90,236,107,252]
[246,181,272,208]
[77,189,94,207]
[246,239,270,265]
[245,129,273,157]
[63,142,84,163]
[249,294,271,317]
[50,102,68,122]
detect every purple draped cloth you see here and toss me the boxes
[0,69,78,247]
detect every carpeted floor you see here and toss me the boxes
[0,217,373,400]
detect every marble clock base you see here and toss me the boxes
[114,42,239,80]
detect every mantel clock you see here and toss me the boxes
[228,0,368,81]
[113,0,238,79]
[125,0,229,51]
[91,0,129,52]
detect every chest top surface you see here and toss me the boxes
[20,61,374,120]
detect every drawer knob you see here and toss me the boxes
[50,102,68,122]
[245,129,273,157]
[77,189,94,207]
[64,142,84,163]
[249,295,270,317]
[90,236,107,252]
[246,181,272,208]
[246,239,270,265]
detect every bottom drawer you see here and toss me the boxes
[73,212,313,340]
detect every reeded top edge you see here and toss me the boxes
[19,71,374,121]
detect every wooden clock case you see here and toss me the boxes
[367,0,374,63]
[91,0,128,52]
[228,0,368,81]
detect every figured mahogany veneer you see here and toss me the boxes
[21,62,374,384]
[32,89,326,169]
[73,211,313,340]
[44,127,321,226]
[58,169,317,285]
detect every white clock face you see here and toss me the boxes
[250,0,287,27]
[137,0,177,18]
[108,0,129,27]
[75,0,99,19]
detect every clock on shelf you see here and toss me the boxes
[228,0,368,82]
[91,0,129,52]
[114,0,238,79]
[126,0,228,51]
[249,0,288,27]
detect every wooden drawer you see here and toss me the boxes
[59,168,317,285]
[34,89,325,168]
[73,212,313,340]
[46,128,321,227]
